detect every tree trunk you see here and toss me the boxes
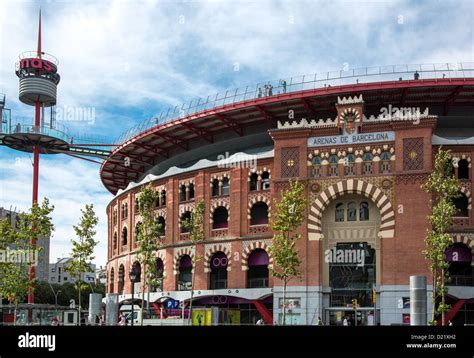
[282,280,287,326]
[140,275,145,326]
[78,281,82,326]
[14,302,18,326]
[441,269,445,326]
[188,259,196,326]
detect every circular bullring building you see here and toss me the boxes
[103,64,474,325]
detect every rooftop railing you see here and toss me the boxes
[115,62,474,145]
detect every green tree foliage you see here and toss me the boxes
[182,200,205,325]
[269,180,307,325]
[136,184,163,325]
[422,148,460,325]
[0,198,54,324]
[65,204,99,323]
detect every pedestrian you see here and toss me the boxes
[414,71,420,80]
[118,314,126,326]
[343,316,349,326]
[281,80,287,93]
[448,320,453,326]
[264,84,268,96]
[317,316,323,326]
[268,84,273,96]
[256,317,264,325]
[257,87,262,98]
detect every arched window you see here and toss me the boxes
[121,227,128,246]
[113,232,117,250]
[209,251,228,289]
[153,258,164,292]
[328,155,339,177]
[249,173,258,191]
[212,179,220,197]
[453,193,469,217]
[335,203,345,222]
[135,222,142,241]
[180,211,191,233]
[250,202,269,225]
[222,177,230,196]
[359,201,370,221]
[179,184,187,202]
[347,202,357,221]
[261,171,270,190]
[161,190,167,207]
[380,152,391,174]
[312,157,322,177]
[109,268,115,293]
[156,216,165,236]
[189,183,195,200]
[247,249,269,288]
[131,261,141,283]
[177,255,192,291]
[212,207,229,229]
[362,153,373,175]
[118,265,125,294]
[459,159,469,179]
[445,243,473,286]
[113,210,117,225]
[134,197,139,212]
[345,154,355,176]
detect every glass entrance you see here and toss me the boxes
[326,309,377,326]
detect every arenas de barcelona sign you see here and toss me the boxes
[308,131,395,147]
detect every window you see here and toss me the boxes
[189,183,195,200]
[222,177,230,196]
[153,258,164,292]
[362,153,373,175]
[345,154,355,176]
[180,211,191,233]
[261,171,270,190]
[249,173,258,191]
[453,193,469,217]
[329,155,339,177]
[118,265,125,294]
[380,152,391,174]
[109,268,115,293]
[156,216,165,236]
[161,190,166,207]
[212,207,229,229]
[178,255,192,291]
[212,179,220,197]
[335,203,345,222]
[312,157,322,177]
[247,249,269,288]
[250,202,269,225]
[135,223,142,241]
[134,198,139,212]
[359,201,369,221]
[347,202,357,221]
[209,251,228,289]
[459,159,469,179]
[121,227,128,246]
[179,185,187,202]
[113,233,117,249]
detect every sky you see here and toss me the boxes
[0,0,473,267]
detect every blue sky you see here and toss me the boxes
[0,0,473,266]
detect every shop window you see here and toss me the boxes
[178,255,192,291]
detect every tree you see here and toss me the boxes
[136,184,163,325]
[182,200,205,325]
[269,180,307,325]
[422,148,460,325]
[0,198,54,325]
[65,204,99,325]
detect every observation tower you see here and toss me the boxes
[0,10,115,304]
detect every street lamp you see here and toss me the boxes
[129,269,138,326]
